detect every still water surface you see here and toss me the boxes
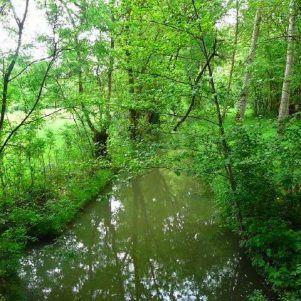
[19,169,267,300]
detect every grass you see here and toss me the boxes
[38,169,113,236]
[0,111,113,286]
[224,108,277,139]
[7,108,75,149]
[37,109,75,149]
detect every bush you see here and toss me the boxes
[210,122,301,298]
[248,290,269,301]
[0,169,112,279]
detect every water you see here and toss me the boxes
[17,169,267,300]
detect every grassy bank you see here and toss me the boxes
[0,168,113,299]
[35,168,113,237]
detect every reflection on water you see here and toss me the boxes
[18,169,267,300]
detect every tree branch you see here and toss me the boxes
[9,55,54,82]
[0,47,58,155]
[0,0,29,133]
[173,47,217,131]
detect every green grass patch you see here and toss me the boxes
[0,168,112,282]
[38,169,112,236]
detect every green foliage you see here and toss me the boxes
[0,111,113,282]
[166,116,301,299]
[0,167,112,278]
[38,169,112,236]
[0,228,27,278]
[0,0,301,299]
[247,290,269,301]
[207,121,301,297]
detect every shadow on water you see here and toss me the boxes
[14,169,269,300]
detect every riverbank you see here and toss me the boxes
[11,168,268,301]
[163,113,301,300]
[213,116,301,301]
[0,167,112,299]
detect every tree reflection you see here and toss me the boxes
[18,169,267,300]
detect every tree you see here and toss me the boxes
[236,3,262,121]
[0,0,29,134]
[223,0,240,119]
[278,0,296,128]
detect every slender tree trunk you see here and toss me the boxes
[107,36,114,123]
[222,0,240,119]
[205,50,243,231]
[106,0,115,125]
[78,55,107,157]
[191,0,243,231]
[126,50,140,139]
[278,0,296,127]
[228,0,240,96]
[236,6,262,121]
[0,0,29,133]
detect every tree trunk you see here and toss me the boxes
[67,3,109,158]
[79,60,108,157]
[236,6,262,121]
[107,36,114,124]
[106,0,115,124]
[0,0,29,133]
[223,0,240,119]
[126,50,140,139]
[147,111,160,125]
[173,50,216,131]
[93,129,109,158]
[278,0,296,127]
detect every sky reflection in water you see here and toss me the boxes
[18,169,267,300]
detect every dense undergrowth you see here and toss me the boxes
[0,167,112,297]
[220,141,300,299]
[0,118,113,299]
[0,166,112,271]
[158,115,301,300]
[0,0,300,299]
[202,118,301,300]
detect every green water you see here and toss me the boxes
[17,169,268,300]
